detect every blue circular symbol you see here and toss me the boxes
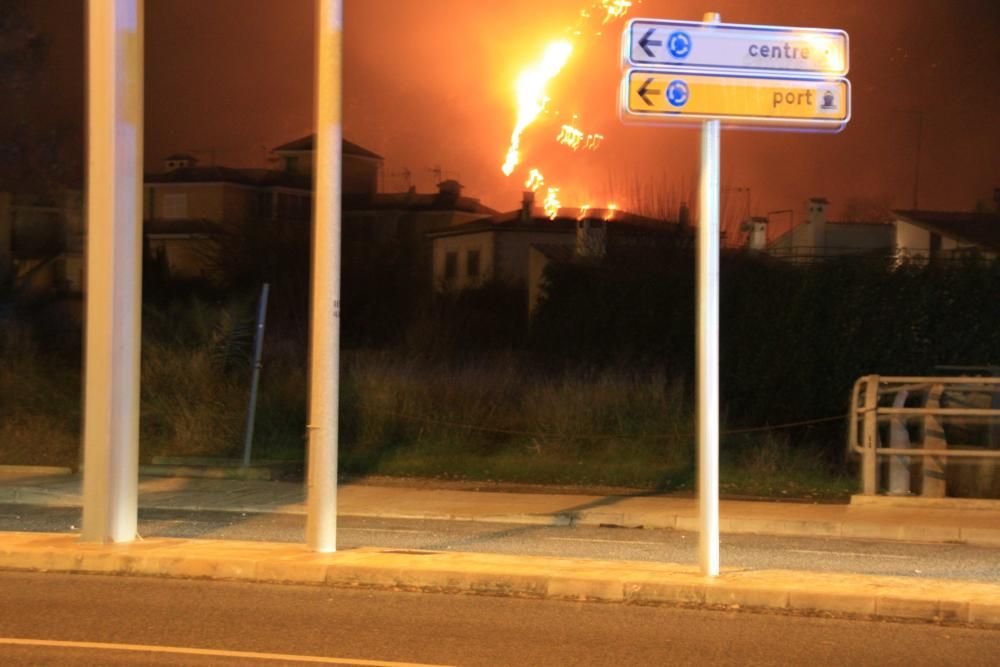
[666,80,689,108]
[668,31,691,59]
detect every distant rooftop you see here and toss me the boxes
[272,135,383,161]
[894,209,1000,252]
[146,166,310,189]
[427,207,681,238]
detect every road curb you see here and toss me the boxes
[3,489,1000,546]
[0,466,74,476]
[1,532,998,626]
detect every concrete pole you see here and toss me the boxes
[697,11,721,578]
[81,0,143,543]
[306,0,343,552]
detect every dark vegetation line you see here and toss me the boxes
[2,218,998,497]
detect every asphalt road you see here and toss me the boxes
[1,504,998,582]
[1,571,998,666]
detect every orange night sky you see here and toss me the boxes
[24,0,1000,235]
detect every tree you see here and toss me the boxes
[0,0,83,199]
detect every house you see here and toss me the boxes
[342,179,496,284]
[143,137,385,279]
[892,209,1000,262]
[760,197,999,263]
[0,190,84,293]
[763,197,894,261]
[272,134,383,197]
[427,192,686,313]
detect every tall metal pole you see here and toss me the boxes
[81,0,143,543]
[697,11,722,577]
[242,282,270,467]
[306,0,342,552]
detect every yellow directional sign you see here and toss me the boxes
[622,69,850,127]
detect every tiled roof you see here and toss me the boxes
[145,166,310,189]
[827,218,893,226]
[894,209,1000,252]
[272,135,384,160]
[343,192,497,215]
[427,208,682,238]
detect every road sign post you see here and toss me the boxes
[619,12,851,577]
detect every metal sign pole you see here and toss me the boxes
[81,0,143,543]
[241,282,270,467]
[306,0,343,553]
[697,11,722,577]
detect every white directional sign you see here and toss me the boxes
[625,19,849,76]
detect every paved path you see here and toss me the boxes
[2,471,999,545]
[2,470,999,625]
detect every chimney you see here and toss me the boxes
[744,216,768,251]
[164,154,197,172]
[807,197,828,250]
[434,179,462,207]
[437,179,463,198]
[575,218,607,259]
[521,191,535,221]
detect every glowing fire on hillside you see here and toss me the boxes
[500,1,638,219]
[500,40,573,178]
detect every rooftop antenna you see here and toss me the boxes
[389,168,412,191]
[428,164,443,185]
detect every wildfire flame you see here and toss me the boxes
[556,124,585,150]
[501,41,574,176]
[524,168,545,191]
[557,125,605,152]
[501,2,638,218]
[543,188,561,220]
[599,0,632,23]
[578,204,591,220]
[584,133,604,150]
[605,203,618,220]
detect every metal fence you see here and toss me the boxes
[849,375,1000,496]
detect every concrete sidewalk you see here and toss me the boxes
[2,470,1000,626]
[2,470,999,545]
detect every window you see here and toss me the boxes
[466,249,480,278]
[162,193,188,219]
[444,251,458,281]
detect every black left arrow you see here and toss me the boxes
[637,78,659,106]
[638,28,661,58]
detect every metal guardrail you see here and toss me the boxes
[849,375,1000,496]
